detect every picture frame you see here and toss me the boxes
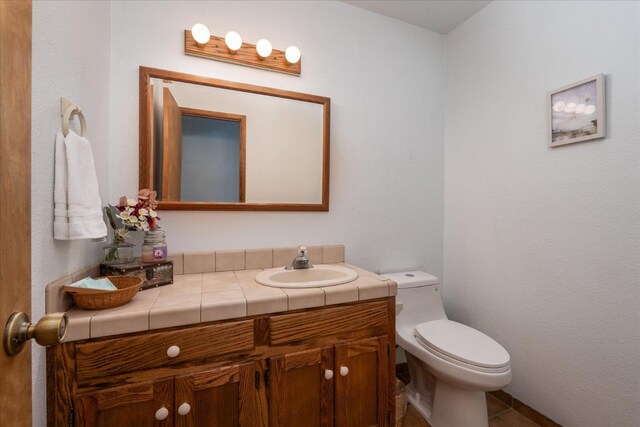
[548,74,605,148]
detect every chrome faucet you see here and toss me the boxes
[286,246,313,270]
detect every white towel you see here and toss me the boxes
[53,130,107,240]
[54,131,70,239]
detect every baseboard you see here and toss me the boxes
[500,392,563,427]
[395,362,562,427]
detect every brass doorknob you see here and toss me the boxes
[3,312,68,356]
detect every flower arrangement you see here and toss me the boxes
[115,189,160,232]
[103,189,161,263]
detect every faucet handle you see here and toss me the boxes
[298,246,307,256]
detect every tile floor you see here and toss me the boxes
[401,394,541,426]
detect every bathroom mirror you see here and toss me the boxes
[139,66,330,211]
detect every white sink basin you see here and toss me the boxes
[255,265,358,288]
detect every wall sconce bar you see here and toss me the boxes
[184,30,301,76]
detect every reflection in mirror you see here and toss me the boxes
[140,67,330,211]
[172,105,246,203]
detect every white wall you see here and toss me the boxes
[31,1,111,425]
[110,1,445,274]
[444,2,640,426]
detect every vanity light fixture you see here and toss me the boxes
[256,39,272,59]
[224,31,242,54]
[184,26,301,76]
[191,23,210,47]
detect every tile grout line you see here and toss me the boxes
[234,270,249,317]
[488,407,514,420]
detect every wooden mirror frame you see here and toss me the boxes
[139,66,330,211]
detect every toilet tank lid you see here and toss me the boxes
[381,271,439,289]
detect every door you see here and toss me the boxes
[0,1,32,426]
[269,347,335,427]
[335,337,389,427]
[175,362,259,427]
[75,379,174,427]
[147,83,155,190]
[162,87,183,200]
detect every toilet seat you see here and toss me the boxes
[414,320,510,373]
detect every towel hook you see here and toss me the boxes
[60,97,87,137]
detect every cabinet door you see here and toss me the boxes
[175,362,259,427]
[269,347,335,427]
[335,337,389,427]
[75,378,174,427]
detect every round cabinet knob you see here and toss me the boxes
[324,369,334,380]
[178,402,191,416]
[167,345,180,358]
[155,407,169,421]
[340,366,349,377]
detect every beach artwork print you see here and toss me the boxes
[548,74,605,147]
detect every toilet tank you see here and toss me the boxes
[382,271,447,327]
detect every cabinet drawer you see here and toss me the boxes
[76,320,254,381]
[269,300,389,345]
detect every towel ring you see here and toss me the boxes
[62,105,87,137]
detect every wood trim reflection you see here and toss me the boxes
[162,88,183,200]
[147,84,154,193]
[139,67,152,190]
[139,66,330,211]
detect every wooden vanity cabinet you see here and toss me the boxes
[268,347,334,427]
[269,336,388,427]
[47,298,395,427]
[73,363,260,427]
[75,378,174,426]
[174,362,261,427]
[335,337,389,427]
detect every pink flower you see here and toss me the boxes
[118,196,127,207]
[148,191,158,209]
[138,188,158,209]
[138,189,151,200]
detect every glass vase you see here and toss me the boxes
[141,228,168,263]
[103,240,135,265]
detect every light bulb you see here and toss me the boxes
[225,31,242,53]
[191,23,210,46]
[256,39,272,59]
[563,102,577,113]
[584,105,596,115]
[285,46,301,64]
[552,101,565,112]
[574,103,586,114]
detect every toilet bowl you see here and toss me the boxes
[383,271,512,427]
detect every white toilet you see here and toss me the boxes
[383,271,511,427]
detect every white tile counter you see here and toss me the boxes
[63,264,397,342]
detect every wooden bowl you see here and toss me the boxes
[63,276,142,310]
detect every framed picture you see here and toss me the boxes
[548,74,605,147]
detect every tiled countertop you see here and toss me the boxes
[63,264,397,342]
